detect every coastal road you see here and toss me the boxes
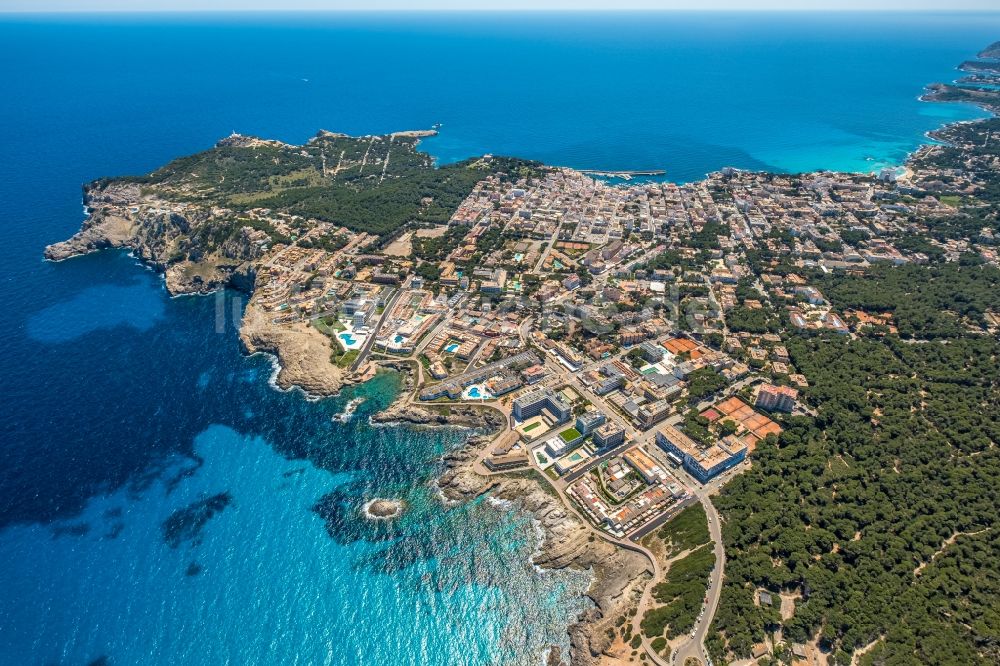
[350,289,401,372]
[525,450,673,666]
[476,425,672,666]
[668,493,726,666]
[484,338,740,665]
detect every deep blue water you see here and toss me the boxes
[0,11,998,665]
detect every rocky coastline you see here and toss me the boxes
[367,362,646,664]
[43,183,363,396]
[370,362,647,664]
[37,142,692,666]
[240,300,374,397]
[437,443,649,666]
[370,400,507,430]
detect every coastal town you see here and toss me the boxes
[43,41,1000,666]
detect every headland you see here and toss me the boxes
[45,42,1000,666]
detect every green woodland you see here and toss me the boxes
[643,544,716,640]
[642,504,715,641]
[707,268,1000,664]
[96,100,1000,665]
[685,367,729,400]
[109,132,538,244]
[813,263,1000,340]
[652,502,711,556]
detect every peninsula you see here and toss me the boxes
[47,45,1000,666]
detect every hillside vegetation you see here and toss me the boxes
[108,132,540,240]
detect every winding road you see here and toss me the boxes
[668,493,725,666]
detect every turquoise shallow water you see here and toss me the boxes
[0,11,998,665]
[0,320,592,664]
[0,422,591,664]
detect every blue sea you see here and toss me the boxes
[0,11,998,665]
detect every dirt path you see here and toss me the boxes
[913,528,990,576]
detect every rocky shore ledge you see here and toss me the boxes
[44,182,260,296]
[46,133,655,666]
[370,400,508,430]
[438,443,649,666]
[239,301,375,396]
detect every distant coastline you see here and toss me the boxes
[36,37,1000,666]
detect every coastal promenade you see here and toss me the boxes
[388,309,743,666]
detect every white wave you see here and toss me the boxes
[333,397,365,423]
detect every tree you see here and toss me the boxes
[719,419,738,437]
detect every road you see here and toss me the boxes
[427,322,741,665]
[669,492,725,666]
[533,228,561,273]
[530,361,730,665]
[528,337,745,666]
[522,442,672,666]
[350,289,401,372]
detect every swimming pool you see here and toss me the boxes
[462,384,493,400]
[394,334,404,344]
[339,333,357,346]
[445,343,459,353]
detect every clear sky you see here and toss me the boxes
[2,0,999,11]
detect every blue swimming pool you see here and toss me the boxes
[394,335,404,344]
[339,333,357,346]
[445,343,459,353]
[462,384,493,400]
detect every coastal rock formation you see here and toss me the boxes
[46,178,352,397]
[44,180,257,296]
[215,132,292,149]
[362,498,405,520]
[43,211,137,261]
[44,179,263,295]
[439,444,648,666]
[240,302,351,396]
[369,402,444,425]
[370,400,507,431]
[163,261,235,295]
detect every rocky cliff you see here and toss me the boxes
[240,301,354,396]
[370,400,507,431]
[45,180,260,296]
